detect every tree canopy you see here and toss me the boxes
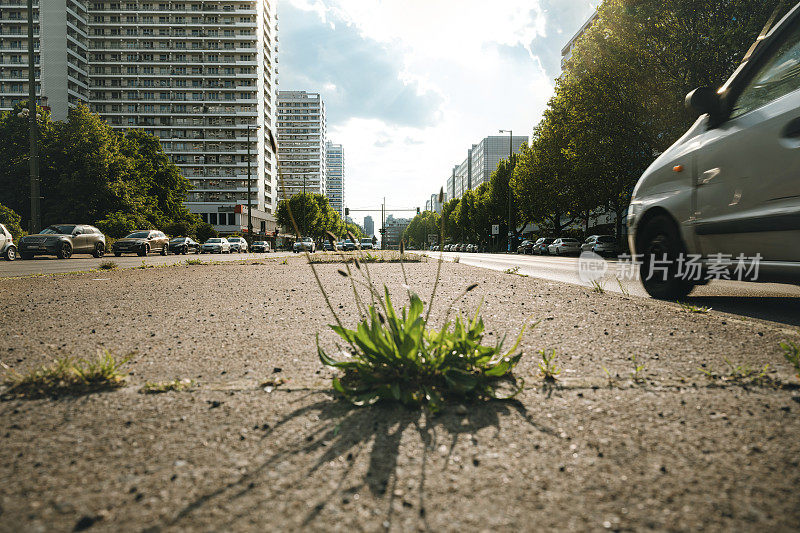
[0,103,198,236]
[276,192,360,240]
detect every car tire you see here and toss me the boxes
[138,245,149,257]
[56,241,72,259]
[638,214,694,300]
[114,251,122,257]
[5,245,17,261]
[92,242,105,258]
[182,246,188,255]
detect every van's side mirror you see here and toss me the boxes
[685,87,722,119]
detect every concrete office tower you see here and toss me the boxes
[470,135,528,188]
[325,141,343,216]
[86,0,279,235]
[0,0,89,120]
[276,90,326,200]
[363,215,374,237]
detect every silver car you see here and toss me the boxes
[201,238,231,254]
[0,223,16,261]
[227,236,248,253]
[581,235,618,257]
[627,4,800,298]
[548,238,581,256]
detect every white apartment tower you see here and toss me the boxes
[276,90,326,199]
[0,0,89,120]
[86,0,279,233]
[325,141,343,216]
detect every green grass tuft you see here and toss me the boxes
[318,289,529,413]
[97,260,118,271]
[2,351,130,399]
[589,279,606,294]
[537,348,561,381]
[678,301,711,313]
[781,339,800,380]
[184,258,204,266]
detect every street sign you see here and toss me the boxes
[492,224,499,235]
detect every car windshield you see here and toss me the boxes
[302,238,312,242]
[361,239,372,243]
[562,239,579,243]
[41,225,76,235]
[597,236,615,243]
[207,238,222,243]
[126,231,150,239]
[253,241,264,245]
[170,237,185,242]
[542,239,554,244]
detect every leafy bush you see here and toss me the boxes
[195,222,217,243]
[164,219,192,237]
[318,289,527,412]
[96,211,152,238]
[0,202,23,240]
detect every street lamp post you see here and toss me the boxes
[246,125,259,240]
[26,0,40,233]
[499,129,514,252]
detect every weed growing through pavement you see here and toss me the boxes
[307,251,423,264]
[678,302,711,313]
[452,255,460,263]
[537,349,561,381]
[602,366,615,386]
[1,351,130,399]
[630,355,645,383]
[504,266,520,275]
[615,277,630,297]
[136,260,154,269]
[272,133,531,412]
[590,279,606,294]
[97,260,118,271]
[698,357,771,385]
[184,258,204,266]
[139,378,195,394]
[781,339,800,380]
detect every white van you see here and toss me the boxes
[628,4,800,299]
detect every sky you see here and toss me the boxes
[278,0,597,229]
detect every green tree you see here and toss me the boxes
[0,203,23,241]
[403,210,440,248]
[195,222,218,243]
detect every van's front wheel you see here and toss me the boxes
[638,215,694,300]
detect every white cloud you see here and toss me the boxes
[283,0,595,221]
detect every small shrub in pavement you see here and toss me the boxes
[781,339,800,379]
[184,258,203,266]
[97,260,118,271]
[537,349,561,381]
[2,351,130,399]
[318,289,529,413]
[139,378,195,394]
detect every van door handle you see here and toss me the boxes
[782,117,800,138]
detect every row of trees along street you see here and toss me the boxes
[275,192,364,242]
[404,0,792,251]
[0,103,211,240]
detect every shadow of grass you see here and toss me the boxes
[165,394,559,530]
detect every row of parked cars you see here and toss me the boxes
[430,243,481,253]
[0,223,272,260]
[294,237,375,253]
[517,235,619,257]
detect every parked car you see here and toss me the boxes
[113,230,168,257]
[227,236,248,253]
[20,224,106,260]
[293,237,316,253]
[517,240,534,254]
[532,238,555,255]
[548,238,581,256]
[360,238,374,250]
[628,4,800,298]
[581,235,618,257]
[342,240,356,251]
[201,237,231,254]
[0,223,17,260]
[168,236,200,255]
[251,241,271,253]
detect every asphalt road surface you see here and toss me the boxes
[426,251,800,326]
[0,250,294,277]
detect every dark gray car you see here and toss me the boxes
[19,224,106,260]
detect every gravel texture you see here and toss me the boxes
[1,257,799,532]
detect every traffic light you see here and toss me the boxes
[416,207,420,214]
[345,207,349,216]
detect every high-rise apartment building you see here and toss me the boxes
[0,0,89,120]
[276,90,326,199]
[560,10,599,70]
[87,0,279,234]
[363,215,374,237]
[2,0,280,235]
[447,135,528,200]
[325,141,343,216]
